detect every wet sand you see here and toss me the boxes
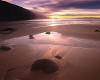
[0,20,100,80]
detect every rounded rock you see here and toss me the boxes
[95,29,100,32]
[31,59,59,74]
[0,46,11,51]
[55,55,62,60]
[45,32,50,34]
[0,28,16,34]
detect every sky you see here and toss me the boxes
[3,0,100,19]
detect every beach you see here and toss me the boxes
[0,19,100,80]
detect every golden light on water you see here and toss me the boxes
[49,16,57,26]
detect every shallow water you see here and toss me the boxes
[0,19,100,48]
[2,31,100,48]
[0,18,100,27]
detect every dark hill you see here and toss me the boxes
[0,1,45,21]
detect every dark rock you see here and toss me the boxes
[55,55,62,59]
[95,29,100,32]
[0,46,11,51]
[29,35,34,39]
[0,28,16,34]
[45,32,51,34]
[31,59,59,74]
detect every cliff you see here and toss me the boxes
[0,1,46,21]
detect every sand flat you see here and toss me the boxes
[0,44,100,80]
[0,20,100,80]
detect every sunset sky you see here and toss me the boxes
[3,0,100,19]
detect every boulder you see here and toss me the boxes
[31,59,59,74]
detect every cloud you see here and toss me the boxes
[4,0,100,10]
[23,0,55,6]
[3,0,13,2]
[40,0,100,9]
[3,0,100,17]
[57,0,100,9]
[49,9,100,16]
[28,0,100,15]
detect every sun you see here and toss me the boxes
[50,16,57,19]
